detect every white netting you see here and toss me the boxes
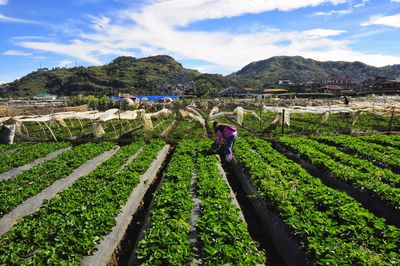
[142,114,153,131]
[161,121,177,137]
[179,109,205,126]
[92,122,105,138]
[233,107,244,125]
[321,112,330,124]
[186,106,203,118]
[270,111,290,126]
[209,107,219,119]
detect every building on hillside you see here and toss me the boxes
[316,85,352,95]
[307,76,356,90]
[381,80,400,91]
[278,80,294,85]
[320,77,356,87]
[243,87,256,94]
[262,88,288,95]
[278,80,295,88]
[32,92,57,101]
[362,76,394,90]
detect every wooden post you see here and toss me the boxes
[388,107,395,134]
[259,103,262,134]
[118,110,122,137]
[281,109,285,135]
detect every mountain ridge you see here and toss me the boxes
[2,55,400,96]
[230,56,400,88]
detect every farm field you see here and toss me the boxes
[0,105,399,265]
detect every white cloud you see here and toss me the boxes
[354,0,369,8]
[313,9,352,16]
[2,50,31,56]
[303,28,347,38]
[0,0,8,6]
[313,0,369,16]
[12,36,55,41]
[0,14,39,24]
[15,0,400,73]
[362,14,400,28]
[192,64,237,75]
[18,39,127,65]
[391,0,400,2]
[129,0,348,28]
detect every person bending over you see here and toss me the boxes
[213,121,238,162]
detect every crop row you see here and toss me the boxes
[0,143,31,154]
[277,137,400,209]
[230,110,400,135]
[0,142,69,174]
[21,120,93,139]
[318,135,400,170]
[136,140,264,265]
[136,140,194,265]
[196,150,265,265]
[0,140,165,264]
[0,142,114,216]
[170,119,205,140]
[358,134,400,149]
[235,137,400,265]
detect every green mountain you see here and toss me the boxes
[229,56,400,88]
[2,55,233,97]
[2,55,400,97]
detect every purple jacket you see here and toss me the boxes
[215,125,237,144]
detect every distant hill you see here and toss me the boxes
[2,55,400,97]
[2,55,234,97]
[229,56,400,88]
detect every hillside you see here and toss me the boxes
[3,55,233,97]
[3,55,400,96]
[229,56,400,88]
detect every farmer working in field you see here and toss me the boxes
[213,121,238,162]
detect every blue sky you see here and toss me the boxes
[1,0,400,84]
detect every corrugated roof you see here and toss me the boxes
[262,88,288,93]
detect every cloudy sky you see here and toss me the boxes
[1,0,400,84]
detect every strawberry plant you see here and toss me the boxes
[136,140,195,265]
[0,140,166,264]
[196,154,265,265]
[278,137,400,209]
[0,142,114,216]
[235,137,400,265]
[0,142,69,174]
[318,135,400,171]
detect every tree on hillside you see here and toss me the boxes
[195,79,212,96]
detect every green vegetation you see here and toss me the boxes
[136,140,264,265]
[0,143,31,154]
[235,137,400,265]
[136,140,194,265]
[5,55,400,96]
[278,137,400,209]
[318,135,400,170]
[0,142,114,216]
[196,151,265,265]
[229,55,400,87]
[0,142,69,174]
[4,55,235,97]
[0,140,166,264]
